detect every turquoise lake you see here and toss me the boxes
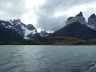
[0,45,96,72]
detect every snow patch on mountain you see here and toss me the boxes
[1,23,5,25]
[16,22,21,25]
[21,25,37,39]
[24,29,36,37]
[87,25,95,30]
[8,25,12,28]
[9,21,13,25]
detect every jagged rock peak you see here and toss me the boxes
[76,11,83,16]
[88,13,96,27]
[89,13,96,18]
[65,11,86,26]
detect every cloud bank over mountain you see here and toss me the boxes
[0,0,96,32]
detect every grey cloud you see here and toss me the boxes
[0,0,26,20]
[35,0,96,32]
[36,12,67,31]
[0,0,96,32]
[40,0,96,14]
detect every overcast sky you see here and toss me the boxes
[0,0,96,32]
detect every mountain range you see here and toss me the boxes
[52,11,96,40]
[0,19,41,40]
[0,11,96,43]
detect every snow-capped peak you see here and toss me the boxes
[39,31,50,37]
[0,19,41,40]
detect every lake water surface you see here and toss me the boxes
[0,45,96,72]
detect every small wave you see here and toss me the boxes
[87,63,96,72]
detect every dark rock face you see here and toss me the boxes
[52,22,96,40]
[0,24,23,42]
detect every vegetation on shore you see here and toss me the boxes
[0,36,93,45]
